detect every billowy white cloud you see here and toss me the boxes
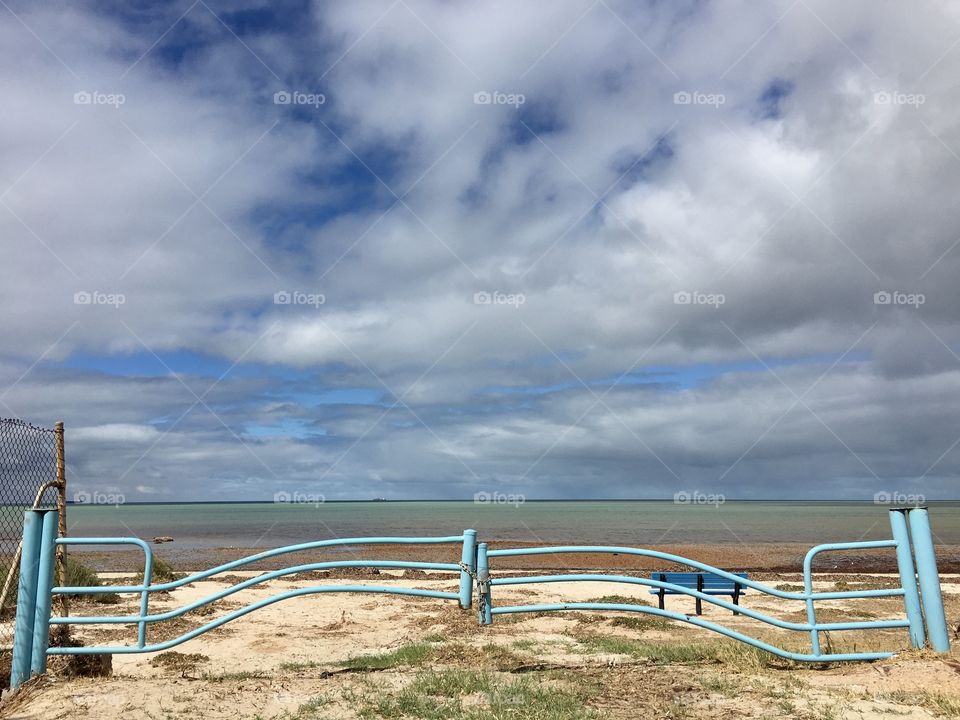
[71,423,160,443]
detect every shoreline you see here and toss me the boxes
[68,541,960,574]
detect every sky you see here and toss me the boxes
[1,0,959,502]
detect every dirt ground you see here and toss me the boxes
[2,570,959,719]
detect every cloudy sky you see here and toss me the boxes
[2,0,959,502]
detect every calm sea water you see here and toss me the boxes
[58,501,960,549]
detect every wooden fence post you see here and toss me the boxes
[55,421,68,626]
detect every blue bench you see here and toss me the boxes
[649,571,748,615]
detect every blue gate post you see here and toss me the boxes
[803,572,820,657]
[459,529,476,608]
[908,507,950,652]
[476,543,492,625]
[30,510,59,676]
[888,509,925,648]
[10,511,44,689]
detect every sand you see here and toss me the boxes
[1,567,959,719]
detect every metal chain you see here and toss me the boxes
[459,562,490,621]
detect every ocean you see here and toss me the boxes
[61,500,960,550]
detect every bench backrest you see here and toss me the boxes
[651,571,748,590]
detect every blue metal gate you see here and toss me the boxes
[474,508,949,663]
[7,507,951,689]
[10,516,476,688]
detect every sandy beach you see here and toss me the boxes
[2,565,958,719]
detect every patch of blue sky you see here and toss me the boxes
[755,78,795,120]
[482,380,588,397]
[60,351,389,409]
[483,352,867,397]
[507,98,564,146]
[251,150,401,261]
[109,0,311,71]
[446,401,536,415]
[60,350,246,379]
[611,352,869,390]
[291,388,385,407]
[606,133,675,196]
[213,2,311,36]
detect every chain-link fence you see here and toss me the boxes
[0,418,63,649]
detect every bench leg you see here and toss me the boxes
[658,574,666,610]
[695,575,703,615]
[732,586,741,616]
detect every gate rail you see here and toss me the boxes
[6,508,952,690]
